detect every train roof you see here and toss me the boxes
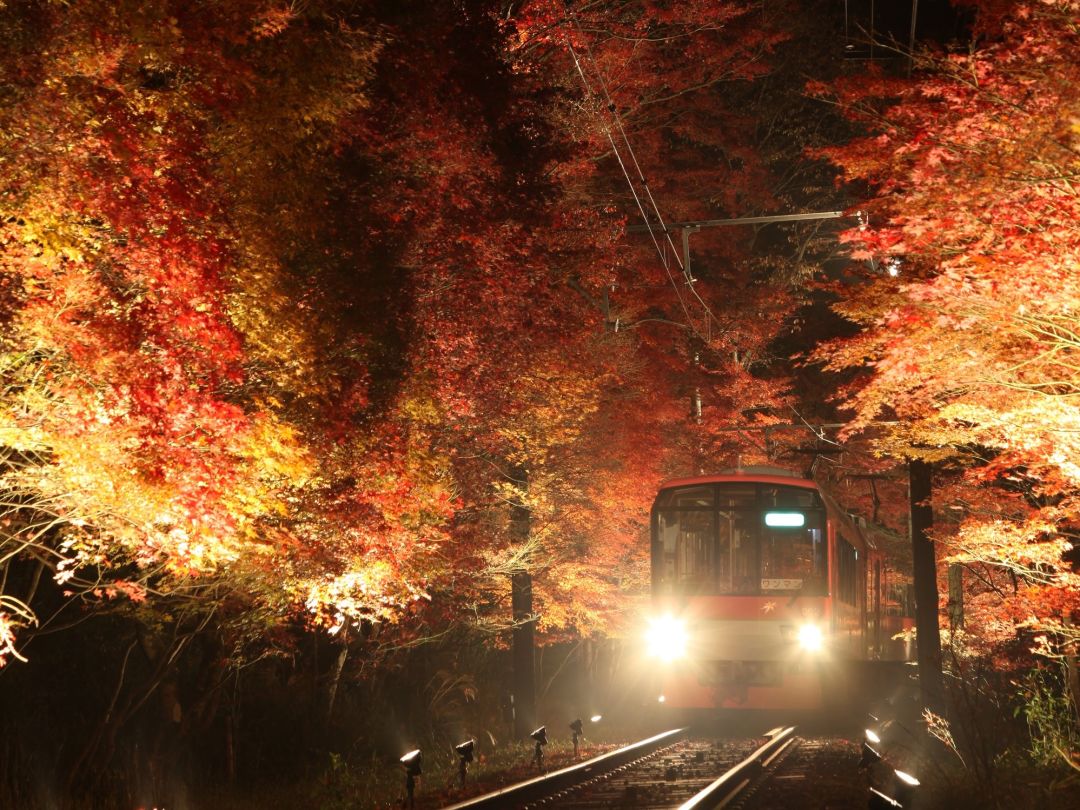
[658,466,817,491]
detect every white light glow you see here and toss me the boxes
[895,769,920,786]
[590,714,602,723]
[765,511,805,528]
[866,728,882,745]
[797,623,824,651]
[646,615,688,661]
[658,694,666,703]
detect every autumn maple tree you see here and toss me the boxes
[0,0,424,666]
[809,0,1080,752]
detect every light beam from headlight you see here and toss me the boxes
[797,623,824,652]
[646,615,687,661]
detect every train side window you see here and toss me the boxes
[836,536,858,605]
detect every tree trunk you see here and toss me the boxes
[511,571,536,738]
[1063,615,1080,728]
[581,638,596,713]
[323,630,349,728]
[224,708,236,784]
[947,563,964,635]
[910,460,945,715]
[510,463,536,739]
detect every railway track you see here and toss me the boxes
[728,735,867,810]
[439,726,800,810]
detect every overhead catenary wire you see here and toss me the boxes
[556,6,856,343]
[565,13,686,273]
[569,11,728,342]
[558,25,699,336]
[555,3,724,342]
[565,12,725,343]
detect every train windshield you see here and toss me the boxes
[653,482,827,596]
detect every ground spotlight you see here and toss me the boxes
[858,741,882,771]
[399,749,422,808]
[400,748,422,775]
[868,787,902,809]
[454,739,475,788]
[530,725,548,770]
[894,769,920,806]
[570,718,584,758]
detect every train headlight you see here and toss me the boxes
[797,623,824,652]
[645,615,687,661]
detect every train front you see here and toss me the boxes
[646,474,831,711]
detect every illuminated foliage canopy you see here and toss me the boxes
[0,0,796,666]
[2,0,1077,799]
[811,0,1080,663]
[13,0,1074,700]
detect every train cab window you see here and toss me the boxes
[761,485,821,510]
[716,511,758,594]
[653,482,828,597]
[759,513,826,595]
[655,486,714,509]
[716,484,756,509]
[656,509,716,594]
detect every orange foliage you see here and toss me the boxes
[0,0,798,666]
[811,0,1080,662]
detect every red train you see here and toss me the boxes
[646,467,913,711]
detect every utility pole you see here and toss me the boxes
[909,459,945,714]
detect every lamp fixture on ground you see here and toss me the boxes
[570,718,584,758]
[454,739,475,788]
[859,741,883,771]
[399,749,422,809]
[868,787,903,809]
[894,768,920,807]
[530,725,548,770]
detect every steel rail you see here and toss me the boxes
[439,727,688,810]
[677,726,798,810]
